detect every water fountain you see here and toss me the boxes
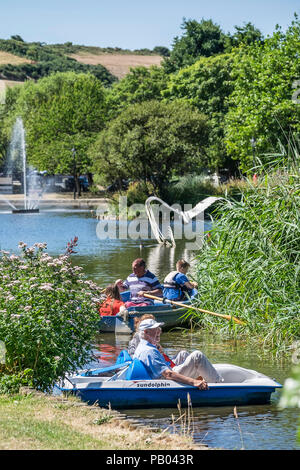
[4,117,40,213]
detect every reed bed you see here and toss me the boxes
[193,154,300,353]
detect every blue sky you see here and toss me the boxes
[1,0,299,49]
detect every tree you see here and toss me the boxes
[89,100,210,195]
[225,22,264,49]
[163,18,226,73]
[10,35,24,42]
[4,72,108,192]
[153,46,170,57]
[162,53,235,171]
[225,16,300,170]
[106,66,168,119]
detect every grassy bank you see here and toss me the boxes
[0,390,202,450]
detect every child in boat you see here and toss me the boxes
[99,284,125,316]
[163,259,198,301]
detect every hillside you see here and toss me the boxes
[0,39,165,83]
[0,50,32,66]
[69,52,162,79]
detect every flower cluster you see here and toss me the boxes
[0,242,102,391]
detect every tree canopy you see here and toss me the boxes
[4,72,108,176]
[106,66,168,119]
[163,18,226,73]
[89,100,210,194]
[163,53,235,170]
[225,16,300,170]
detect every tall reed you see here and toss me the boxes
[193,146,300,353]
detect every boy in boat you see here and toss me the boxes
[116,258,163,308]
[163,259,197,301]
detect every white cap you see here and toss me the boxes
[138,319,164,331]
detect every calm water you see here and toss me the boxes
[0,209,299,450]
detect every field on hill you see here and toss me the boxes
[0,51,32,66]
[69,52,162,78]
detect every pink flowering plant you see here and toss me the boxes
[0,242,101,392]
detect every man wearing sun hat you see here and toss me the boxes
[133,318,221,389]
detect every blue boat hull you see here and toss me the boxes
[69,385,277,409]
[98,305,189,333]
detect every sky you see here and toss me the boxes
[0,0,299,50]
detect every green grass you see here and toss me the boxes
[0,392,199,450]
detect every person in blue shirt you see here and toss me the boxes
[163,259,197,301]
[133,318,209,389]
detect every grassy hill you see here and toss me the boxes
[0,50,32,66]
[68,51,162,79]
[0,38,165,84]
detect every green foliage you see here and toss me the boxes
[89,100,210,194]
[0,84,23,167]
[125,181,154,205]
[225,22,264,50]
[193,153,300,351]
[107,66,168,118]
[10,35,25,42]
[279,365,300,409]
[153,46,170,57]
[4,72,108,175]
[161,174,222,207]
[279,363,300,444]
[0,370,33,395]
[225,16,300,170]
[0,243,101,391]
[163,18,226,73]
[163,53,235,170]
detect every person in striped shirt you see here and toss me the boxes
[117,258,162,307]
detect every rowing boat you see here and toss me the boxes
[98,290,194,334]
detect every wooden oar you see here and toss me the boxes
[143,293,246,326]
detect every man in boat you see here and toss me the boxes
[116,258,163,308]
[134,319,223,388]
[163,259,197,301]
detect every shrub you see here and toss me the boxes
[0,243,101,391]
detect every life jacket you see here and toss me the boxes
[99,297,125,316]
[163,271,187,299]
[162,352,175,368]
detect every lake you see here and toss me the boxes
[0,208,299,450]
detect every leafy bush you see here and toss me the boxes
[162,174,220,207]
[126,181,154,206]
[0,370,33,394]
[0,243,101,391]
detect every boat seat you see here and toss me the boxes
[116,349,132,364]
[213,364,260,383]
[124,358,151,380]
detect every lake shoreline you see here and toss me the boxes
[0,193,109,210]
[0,389,207,450]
